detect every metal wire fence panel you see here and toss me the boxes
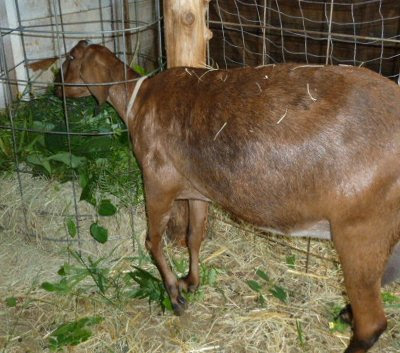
[209,0,400,81]
[1,0,399,263]
[0,0,162,250]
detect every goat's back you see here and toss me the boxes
[138,64,400,230]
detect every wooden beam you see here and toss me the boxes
[163,0,212,245]
[163,0,212,68]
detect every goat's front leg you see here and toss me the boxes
[178,200,209,293]
[145,189,187,315]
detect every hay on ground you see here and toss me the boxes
[0,174,399,353]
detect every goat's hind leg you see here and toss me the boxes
[332,220,395,353]
[178,200,209,293]
[338,239,400,327]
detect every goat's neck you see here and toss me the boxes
[107,66,141,126]
[107,84,132,125]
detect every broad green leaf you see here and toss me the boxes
[49,316,103,351]
[269,285,288,303]
[90,223,108,244]
[32,120,55,131]
[66,218,77,238]
[41,281,57,292]
[5,297,17,307]
[27,154,51,174]
[49,328,91,351]
[79,177,97,206]
[57,265,67,276]
[256,269,270,282]
[40,280,69,293]
[97,199,117,216]
[247,280,262,293]
[48,152,86,169]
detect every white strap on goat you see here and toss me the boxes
[125,75,148,120]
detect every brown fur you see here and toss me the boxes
[58,40,400,353]
[28,57,58,72]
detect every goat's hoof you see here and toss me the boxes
[337,304,353,325]
[344,339,373,353]
[172,296,187,316]
[177,294,187,306]
[178,277,199,293]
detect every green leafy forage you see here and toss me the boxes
[97,199,117,216]
[49,316,103,351]
[0,90,144,208]
[90,223,108,244]
[66,218,77,238]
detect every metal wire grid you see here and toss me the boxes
[0,0,397,266]
[209,0,400,81]
[0,0,163,245]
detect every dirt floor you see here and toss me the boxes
[0,174,399,353]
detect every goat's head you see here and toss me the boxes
[56,40,118,105]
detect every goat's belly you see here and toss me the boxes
[260,220,332,240]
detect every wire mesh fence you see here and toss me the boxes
[0,0,162,251]
[1,0,400,260]
[0,3,399,352]
[209,0,400,81]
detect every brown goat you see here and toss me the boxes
[57,40,400,353]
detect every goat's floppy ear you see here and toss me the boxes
[80,60,111,106]
[70,40,89,60]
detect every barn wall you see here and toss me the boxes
[0,0,157,108]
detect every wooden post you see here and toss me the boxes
[163,0,212,68]
[123,0,133,64]
[163,0,212,245]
